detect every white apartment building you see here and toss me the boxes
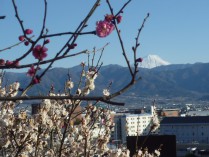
[113,106,157,144]
[160,116,209,144]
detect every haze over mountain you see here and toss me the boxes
[3,58,209,105]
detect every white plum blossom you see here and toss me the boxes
[66,80,74,89]
[103,89,110,96]
[0,70,160,157]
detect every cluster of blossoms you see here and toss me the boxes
[18,28,50,60]
[0,66,127,157]
[0,59,19,67]
[133,148,161,157]
[0,80,20,97]
[26,65,41,84]
[96,14,122,38]
[18,29,33,46]
[0,60,160,156]
[72,66,99,96]
[0,78,129,157]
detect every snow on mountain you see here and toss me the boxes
[139,54,170,69]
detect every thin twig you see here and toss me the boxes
[38,0,101,85]
[115,0,131,17]
[133,13,149,71]
[106,0,133,76]
[0,36,35,53]
[0,50,88,69]
[43,31,96,38]
[38,0,47,39]
[12,0,34,43]
[0,16,6,19]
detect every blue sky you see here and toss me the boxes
[1,0,209,71]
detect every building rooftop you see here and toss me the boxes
[162,108,181,111]
[161,116,209,124]
[186,110,209,116]
[124,113,152,117]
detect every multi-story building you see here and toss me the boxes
[113,106,158,144]
[160,116,209,144]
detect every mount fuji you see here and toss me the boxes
[139,54,170,69]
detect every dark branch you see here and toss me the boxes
[0,50,88,69]
[115,0,131,17]
[0,95,124,106]
[0,35,35,53]
[42,31,96,38]
[106,0,134,76]
[0,16,6,19]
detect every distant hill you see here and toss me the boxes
[3,63,209,104]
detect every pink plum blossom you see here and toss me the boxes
[32,45,48,60]
[96,20,114,38]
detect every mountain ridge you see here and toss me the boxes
[2,62,209,105]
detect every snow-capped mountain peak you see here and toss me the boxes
[139,54,170,69]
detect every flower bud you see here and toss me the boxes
[25,29,33,35]
[116,15,122,24]
[0,59,5,66]
[44,39,50,44]
[24,41,29,46]
[18,35,25,41]
[136,57,143,62]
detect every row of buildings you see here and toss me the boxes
[112,106,209,145]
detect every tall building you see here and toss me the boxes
[113,106,158,144]
[160,116,209,144]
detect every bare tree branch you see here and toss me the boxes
[0,95,124,106]
[0,16,6,19]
